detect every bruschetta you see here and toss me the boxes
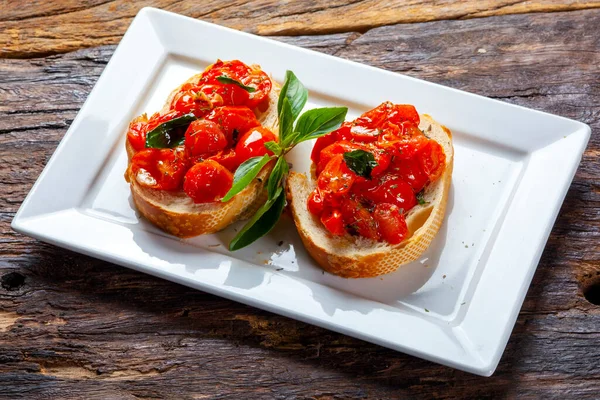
[124,60,280,237]
[287,102,453,278]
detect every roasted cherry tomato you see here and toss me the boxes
[126,114,149,152]
[204,106,260,145]
[317,154,356,195]
[145,110,184,133]
[199,60,272,109]
[353,176,416,211]
[199,84,250,108]
[391,157,429,192]
[170,83,212,117]
[340,198,379,240]
[183,160,233,204]
[389,104,420,126]
[130,148,187,191]
[235,126,277,162]
[316,141,363,175]
[311,131,338,164]
[184,120,227,158]
[320,208,346,236]
[418,140,446,182]
[206,148,240,172]
[307,189,325,215]
[373,203,408,244]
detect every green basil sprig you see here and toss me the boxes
[343,149,378,179]
[224,70,348,251]
[216,75,256,93]
[145,113,197,148]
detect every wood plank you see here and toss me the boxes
[2,0,600,58]
[1,9,599,398]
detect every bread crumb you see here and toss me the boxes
[477,48,487,53]
[443,274,446,279]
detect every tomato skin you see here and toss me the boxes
[183,160,233,203]
[130,148,187,191]
[184,120,227,158]
[127,114,149,152]
[353,176,417,211]
[316,141,363,175]
[199,84,250,108]
[170,85,212,117]
[199,60,272,109]
[418,140,446,182]
[311,131,338,164]
[389,104,420,126]
[145,110,183,133]
[317,154,356,195]
[235,126,277,162]
[307,189,325,215]
[204,106,260,145]
[373,203,408,244]
[206,148,240,172]
[340,198,379,240]
[390,157,429,192]
[320,208,346,236]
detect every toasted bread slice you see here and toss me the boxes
[286,114,453,278]
[125,65,280,238]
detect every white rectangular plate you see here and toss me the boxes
[12,8,590,376]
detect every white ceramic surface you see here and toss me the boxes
[11,8,590,376]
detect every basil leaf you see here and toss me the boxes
[145,113,196,148]
[277,70,307,120]
[278,97,294,145]
[343,149,378,179]
[229,188,286,251]
[216,75,256,93]
[222,155,272,202]
[264,141,282,156]
[416,190,428,205]
[267,157,289,200]
[293,107,347,144]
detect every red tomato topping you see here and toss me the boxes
[126,114,149,152]
[130,148,187,191]
[307,102,445,244]
[204,106,260,145]
[317,154,356,195]
[373,203,408,244]
[170,84,212,117]
[183,160,233,203]
[199,84,250,108]
[320,209,346,236]
[184,120,227,158]
[199,60,272,109]
[235,126,277,162]
[206,148,240,172]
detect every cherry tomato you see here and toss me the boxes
[365,146,392,177]
[389,104,420,126]
[340,198,379,240]
[203,148,239,172]
[317,154,356,195]
[418,140,446,182]
[126,114,149,152]
[170,84,212,117]
[200,84,250,108]
[316,141,363,175]
[311,131,338,164]
[357,102,392,128]
[183,160,233,204]
[184,120,227,158]
[235,126,277,162]
[391,157,429,192]
[320,208,346,236]
[130,148,187,191]
[379,131,429,160]
[354,176,416,211]
[373,203,408,244]
[307,189,325,215]
[204,106,260,145]
[200,60,272,109]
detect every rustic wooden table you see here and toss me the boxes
[1,1,599,398]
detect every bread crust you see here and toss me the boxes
[125,64,280,238]
[286,114,453,278]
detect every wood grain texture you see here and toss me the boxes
[1,7,599,400]
[3,0,600,58]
